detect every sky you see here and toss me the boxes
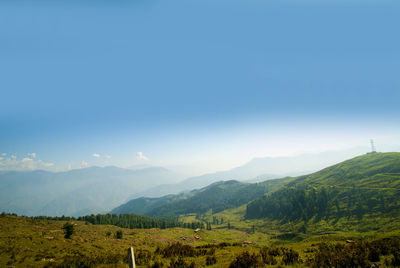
[1,0,399,175]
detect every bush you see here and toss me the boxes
[308,242,370,268]
[368,246,380,262]
[260,247,277,265]
[168,257,195,268]
[392,250,400,266]
[157,242,197,258]
[229,251,262,268]
[151,260,165,268]
[136,249,152,265]
[281,248,301,265]
[62,222,74,239]
[205,256,217,266]
[115,230,123,239]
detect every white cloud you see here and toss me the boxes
[106,154,111,159]
[21,158,35,169]
[136,152,149,161]
[67,163,72,170]
[1,153,6,157]
[80,160,89,168]
[37,160,55,167]
[92,153,101,158]
[0,154,54,171]
[27,153,37,158]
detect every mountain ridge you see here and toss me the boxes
[111,177,295,217]
[128,147,374,199]
[113,152,400,233]
[0,166,180,216]
[246,152,400,228]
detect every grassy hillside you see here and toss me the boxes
[111,193,195,216]
[2,214,400,267]
[246,152,400,232]
[112,178,294,218]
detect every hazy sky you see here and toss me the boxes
[1,0,399,174]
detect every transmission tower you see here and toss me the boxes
[370,139,376,153]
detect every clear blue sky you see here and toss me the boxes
[1,0,399,174]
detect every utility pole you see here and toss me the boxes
[370,139,376,153]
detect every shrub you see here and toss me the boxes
[368,247,380,262]
[281,248,301,265]
[115,230,123,239]
[151,260,165,268]
[205,256,217,266]
[157,242,197,258]
[229,251,262,268]
[260,247,277,265]
[136,249,152,265]
[392,250,400,266]
[62,222,74,239]
[168,257,195,268]
[308,242,370,268]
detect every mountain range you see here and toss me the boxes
[1,147,397,218]
[129,147,372,199]
[112,152,400,232]
[0,166,178,216]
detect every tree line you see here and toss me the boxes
[32,213,204,230]
[245,185,400,223]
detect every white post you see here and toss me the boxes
[128,247,136,268]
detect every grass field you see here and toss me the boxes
[2,214,400,267]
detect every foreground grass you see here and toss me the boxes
[0,214,267,267]
[1,214,400,267]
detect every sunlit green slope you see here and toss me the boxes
[112,178,294,218]
[246,152,400,226]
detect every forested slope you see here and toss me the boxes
[112,178,293,218]
[246,152,400,223]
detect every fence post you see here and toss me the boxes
[128,247,136,268]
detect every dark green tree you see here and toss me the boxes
[115,230,123,239]
[62,222,74,239]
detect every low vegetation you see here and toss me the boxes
[2,214,400,267]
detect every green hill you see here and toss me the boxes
[112,178,293,218]
[246,152,400,228]
[112,153,400,233]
